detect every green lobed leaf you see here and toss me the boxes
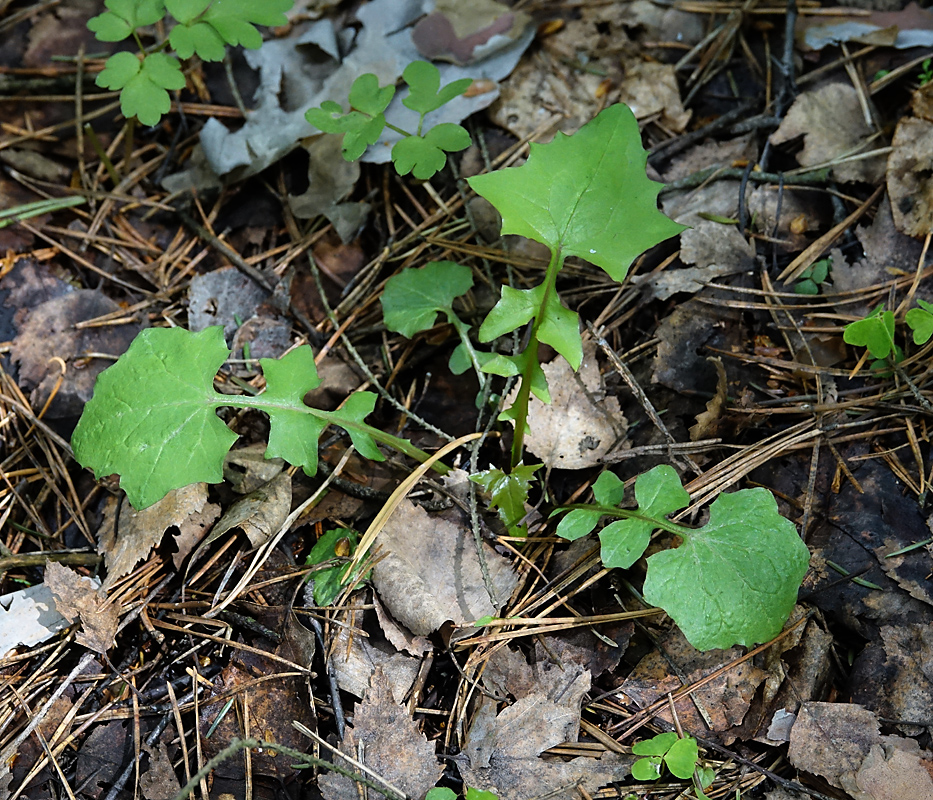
[348,73,396,118]
[306,79,391,162]
[642,488,810,650]
[906,298,933,345]
[96,51,142,91]
[391,123,471,180]
[71,326,239,510]
[118,53,185,126]
[843,304,896,360]
[88,0,165,41]
[381,261,473,338]
[664,736,700,780]
[599,465,688,569]
[203,0,291,48]
[471,463,542,537]
[448,343,495,376]
[478,283,582,369]
[169,21,226,60]
[164,0,210,23]
[467,103,685,283]
[402,60,472,116]
[481,350,550,406]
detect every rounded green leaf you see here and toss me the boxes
[664,736,699,779]
[381,261,473,338]
[465,789,499,800]
[96,51,142,91]
[632,732,678,757]
[402,61,471,115]
[425,789,457,800]
[121,76,171,126]
[87,11,134,41]
[631,757,662,781]
[643,488,810,650]
[467,103,685,283]
[143,52,186,90]
[906,299,933,345]
[72,326,239,510]
[555,508,601,541]
[592,470,624,507]
[843,305,895,360]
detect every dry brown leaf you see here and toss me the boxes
[223,443,285,494]
[462,666,633,796]
[140,739,180,799]
[618,627,767,743]
[618,60,691,133]
[690,357,728,441]
[788,702,933,800]
[770,82,885,183]
[319,666,442,800]
[886,116,933,237]
[97,483,219,588]
[44,562,120,654]
[517,341,627,469]
[206,472,291,548]
[371,500,519,635]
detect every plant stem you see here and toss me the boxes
[384,121,413,137]
[560,503,693,539]
[510,245,564,469]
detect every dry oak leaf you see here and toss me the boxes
[319,666,442,800]
[44,561,120,654]
[371,500,519,635]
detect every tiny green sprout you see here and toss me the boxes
[305,61,472,179]
[794,256,831,295]
[906,298,933,345]
[843,304,897,361]
[919,58,933,85]
[632,732,699,781]
[470,463,543,538]
[87,0,292,125]
[303,528,369,606]
[425,788,498,800]
[872,69,891,83]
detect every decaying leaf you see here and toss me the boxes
[371,500,519,635]
[788,702,933,800]
[517,341,627,469]
[886,116,933,238]
[461,665,633,796]
[319,666,442,800]
[618,627,768,743]
[44,562,120,654]
[0,581,74,659]
[770,82,885,183]
[412,0,531,65]
[618,60,691,133]
[202,472,291,549]
[97,483,220,587]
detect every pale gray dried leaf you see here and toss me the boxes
[618,60,691,133]
[770,82,885,183]
[319,666,441,800]
[0,581,73,659]
[518,341,627,469]
[188,266,269,340]
[45,562,120,654]
[371,501,518,635]
[97,483,219,587]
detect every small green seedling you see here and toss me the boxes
[794,257,831,295]
[919,58,933,85]
[632,733,713,798]
[905,298,933,345]
[303,529,369,606]
[71,326,444,509]
[843,304,899,359]
[380,261,494,384]
[426,787,498,800]
[88,0,291,125]
[467,103,685,469]
[554,466,810,650]
[306,61,472,179]
[469,462,543,538]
